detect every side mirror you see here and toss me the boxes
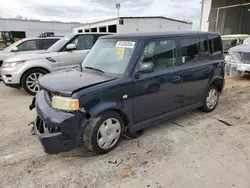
[138,62,154,73]
[66,43,76,51]
[182,56,187,64]
[11,46,18,52]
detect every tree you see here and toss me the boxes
[15,15,28,20]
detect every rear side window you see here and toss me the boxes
[94,34,107,43]
[40,39,59,49]
[140,39,177,71]
[200,37,209,57]
[208,35,223,58]
[180,37,210,64]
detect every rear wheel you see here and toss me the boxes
[200,85,219,112]
[83,111,123,154]
[21,68,48,95]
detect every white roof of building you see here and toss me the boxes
[73,16,192,28]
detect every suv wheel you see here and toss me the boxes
[201,85,219,112]
[83,111,123,154]
[21,68,48,95]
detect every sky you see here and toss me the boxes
[1,0,202,29]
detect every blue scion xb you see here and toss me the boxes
[32,32,225,155]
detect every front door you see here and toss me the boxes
[57,35,94,70]
[132,38,184,123]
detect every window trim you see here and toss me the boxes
[132,37,180,75]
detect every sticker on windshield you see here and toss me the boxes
[117,48,125,55]
[116,41,135,48]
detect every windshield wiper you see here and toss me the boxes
[84,66,104,73]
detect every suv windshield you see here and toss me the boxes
[82,38,137,75]
[47,34,75,52]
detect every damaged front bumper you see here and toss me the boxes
[34,90,88,154]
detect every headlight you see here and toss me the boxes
[52,96,79,111]
[2,61,25,68]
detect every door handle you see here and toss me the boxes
[172,76,181,82]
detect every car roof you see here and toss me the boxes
[21,37,61,41]
[76,33,111,36]
[100,31,219,39]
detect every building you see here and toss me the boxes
[201,0,250,35]
[0,18,82,38]
[72,16,193,34]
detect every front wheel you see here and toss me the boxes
[83,111,123,154]
[200,85,219,112]
[21,68,48,95]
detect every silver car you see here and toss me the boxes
[0,37,60,68]
[1,33,109,95]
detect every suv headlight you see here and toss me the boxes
[52,96,79,111]
[2,61,25,68]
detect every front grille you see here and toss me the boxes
[36,116,61,134]
[0,61,3,67]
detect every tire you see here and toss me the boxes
[123,130,144,139]
[83,111,124,154]
[21,68,48,95]
[200,85,219,112]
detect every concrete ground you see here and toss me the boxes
[0,77,250,188]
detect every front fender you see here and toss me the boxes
[88,101,123,117]
[21,59,53,73]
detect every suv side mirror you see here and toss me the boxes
[11,46,18,52]
[66,43,76,51]
[138,62,154,73]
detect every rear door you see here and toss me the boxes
[180,36,214,106]
[132,38,184,123]
[57,35,94,70]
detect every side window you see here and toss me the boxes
[140,39,177,71]
[41,39,59,49]
[17,40,39,51]
[70,35,94,50]
[180,38,199,64]
[94,34,105,43]
[180,37,210,64]
[200,37,209,57]
[209,35,223,58]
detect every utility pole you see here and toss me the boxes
[116,3,121,18]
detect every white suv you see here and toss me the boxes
[0,37,60,68]
[1,33,109,95]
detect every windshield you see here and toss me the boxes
[82,38,137,75]
[47,34,75,52]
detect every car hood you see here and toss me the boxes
[0,51,10,61]
[4,51,58,63]
[38,69,117,96]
